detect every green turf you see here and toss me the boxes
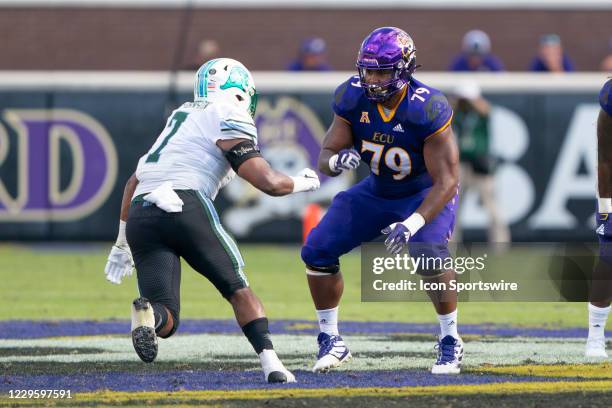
[0,244,594,327]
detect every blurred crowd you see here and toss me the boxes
[188,30,612,73]
[181,30,611,245]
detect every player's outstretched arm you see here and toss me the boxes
[418,127,460,221]
[318,115,360,177]
[217,139,320,196]
[105,173,138,284]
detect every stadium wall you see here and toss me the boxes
[0,5,610,71]
[0,72,605,242]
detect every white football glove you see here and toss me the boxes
[104,221,134,284]
[291,168,321,193]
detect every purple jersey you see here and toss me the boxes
[600,78,612,116]
[333,75,453,198]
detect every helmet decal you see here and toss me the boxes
[220,66,250,93]
[195,58,219,100]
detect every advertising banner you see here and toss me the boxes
[0,73,604,241]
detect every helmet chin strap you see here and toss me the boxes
[380,83,407,107]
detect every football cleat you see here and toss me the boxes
[131,297,158,363]
[431,335,463,374]
[259,349,297,383]
[312,332,352,373]
[585,337,608,358]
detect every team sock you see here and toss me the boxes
[151,303,169,332]
[438,309,459,339]
[242,317,274,354]
[316,307,339,335]
[588,303,610,340]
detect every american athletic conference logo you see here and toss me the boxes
[0,109,117,221]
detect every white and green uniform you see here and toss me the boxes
[134,100,257,200]
[127,101,257,314]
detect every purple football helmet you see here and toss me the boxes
[356,27,417,102]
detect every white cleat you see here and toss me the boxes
[585,337,608,359]
[312,333,352,373]
[131,297,158,363]
[259,349,297,383]
[431,335,463,375]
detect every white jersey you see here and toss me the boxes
[134,101,257,200]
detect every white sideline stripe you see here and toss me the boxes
[2,0,611,10]
[0,334,595,367]
[306,269,334,276]
[0,72,607,93]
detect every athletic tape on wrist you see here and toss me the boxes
[402,212,426,235]
[598,197,612,213]
[116,220,128,246]
[328,154,341,174]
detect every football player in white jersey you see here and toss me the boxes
[104,58,320,383]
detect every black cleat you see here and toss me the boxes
[266,371,288,383]
[131,297,158,363]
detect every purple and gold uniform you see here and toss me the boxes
[597,78,612,261]
[301,75,457,271]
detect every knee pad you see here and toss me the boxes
[301,245,340,275]
[302,244,339,269]
[305,263,340,276]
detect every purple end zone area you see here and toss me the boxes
[0,320,606,339]
[0,369,562,393]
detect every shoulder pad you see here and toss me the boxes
[334,76,362,112]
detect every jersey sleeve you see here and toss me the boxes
[419,92,454,141]
[211,103,258,144]
[332,76,360,124]
[600,79,612,116]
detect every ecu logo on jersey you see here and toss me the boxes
[360,111,370,124]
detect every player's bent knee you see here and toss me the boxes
[301,246,340,276]
[305,263,340,276]
[228,287,256,303]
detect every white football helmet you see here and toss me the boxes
[193,58,258,117]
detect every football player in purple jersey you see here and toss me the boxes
[301,27,463,374]
[586,78,612,358]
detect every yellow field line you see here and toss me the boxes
[2,380,611,406]
[475,363,612,378]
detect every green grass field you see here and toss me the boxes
[0,243,589,327]
[1,243,610,407]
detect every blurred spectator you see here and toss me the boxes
[529,34,575,72]
[451,81,510,244]
[287,37,331,71]
[449,30,504,72]
[184,39,220,70]
[600,37,612,72]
